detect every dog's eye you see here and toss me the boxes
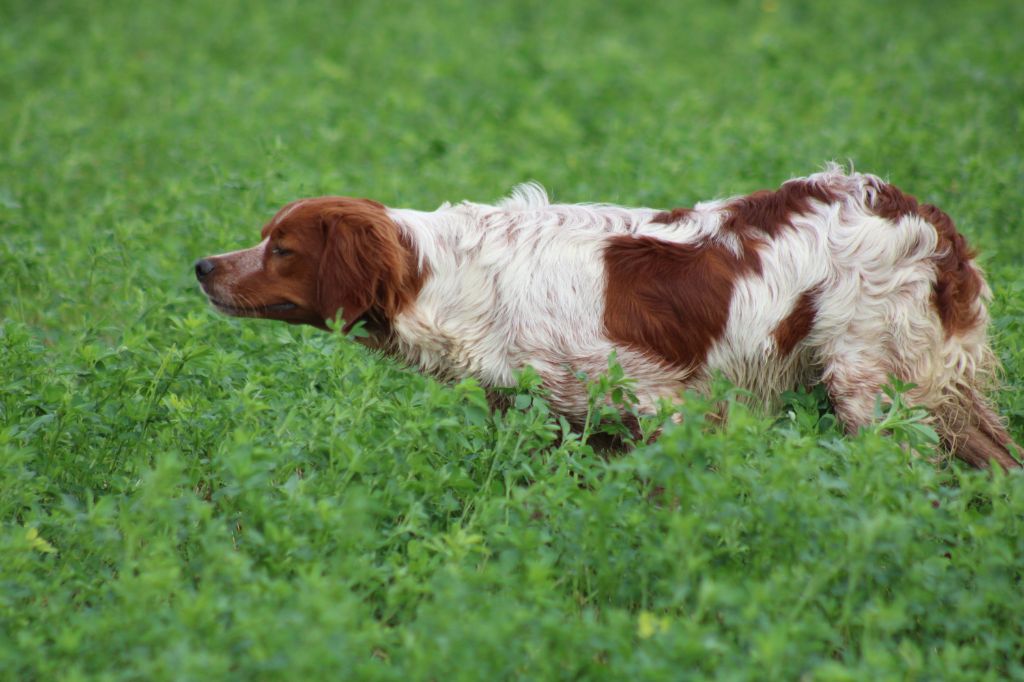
[271,246,292,257]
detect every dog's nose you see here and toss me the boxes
[194,258,216,280]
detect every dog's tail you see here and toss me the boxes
[916,202,1021,470]
[940,390,1021,470]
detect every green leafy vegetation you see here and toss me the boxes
[2,0,1023,678]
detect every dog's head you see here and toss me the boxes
[196,197,421,332]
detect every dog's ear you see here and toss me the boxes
[316,199,417,332]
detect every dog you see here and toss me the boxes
[195,166,1019,469]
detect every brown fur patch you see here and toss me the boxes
[867,181,919,221]
[957,424,1020,470]
[917,203,983,338]
[652,204,764,274]
[603,236,738,371]
[773,285,822,356]
[936,388,1020,469]
[721,180,840,238]
[651,207,694,224]
[736,235,767,275]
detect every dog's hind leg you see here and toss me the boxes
[821,346,895,436]
[822,310,1020,469]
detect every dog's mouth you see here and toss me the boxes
[208,297,298,316]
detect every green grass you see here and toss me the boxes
[3,0,1024,679]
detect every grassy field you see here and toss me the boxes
[3,0,1024,678]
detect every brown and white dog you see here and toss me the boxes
[196,166,1019,469]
